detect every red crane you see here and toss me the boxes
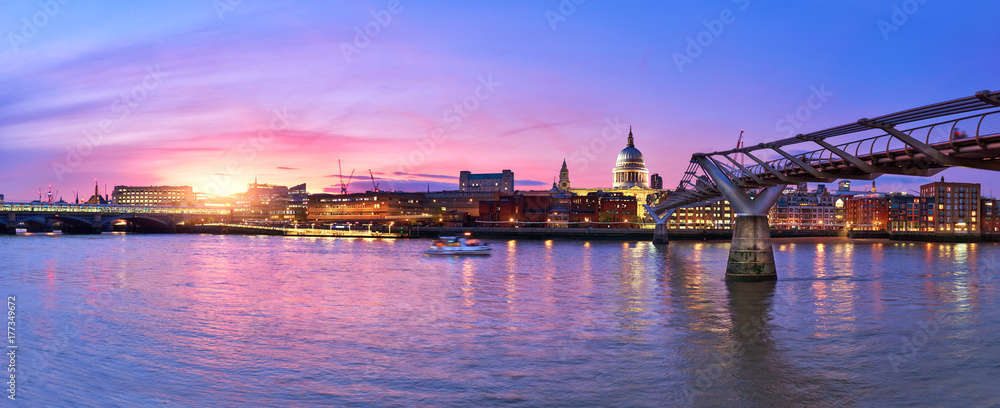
[338,159,355,194]
[369,169,380,192]
[735,129,745,167]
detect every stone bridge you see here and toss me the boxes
[1,203,231,234]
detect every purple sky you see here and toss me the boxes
[3,1,1000,201]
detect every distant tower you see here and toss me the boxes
[650,173,663,190]
[558,159,571,191]
[84,179,109,205]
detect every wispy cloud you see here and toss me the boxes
[393,172,459,180]
[2,2,999,200]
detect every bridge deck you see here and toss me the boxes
[0,203,230,215]
[650,91,1000,213]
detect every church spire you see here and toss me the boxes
[627,126,634,148]
[558,158,571,191]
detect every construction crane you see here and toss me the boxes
[368,169,380,192]
[735,129,745,167]
[338,159,355,194]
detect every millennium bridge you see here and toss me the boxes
[1,202,231,234]
[645,90,1000,281]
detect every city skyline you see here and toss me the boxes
[3,1,1000,201]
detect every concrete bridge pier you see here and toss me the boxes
[653,223,669,244]
[89,215,105,234]
[727,214,778,281]
[644,207,675,244]
[695,156,786,281]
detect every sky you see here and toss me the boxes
[3,0,1000,201]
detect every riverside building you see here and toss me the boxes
[112,185,195,207]
[920,180,980,233]
[459,170,514,194]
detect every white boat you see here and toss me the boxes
[425,236,492,255]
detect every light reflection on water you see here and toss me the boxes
[2,234,1000,407]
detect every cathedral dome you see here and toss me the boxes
[616,146,644,167]
[612,127,649,189]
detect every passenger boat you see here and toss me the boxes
[425,236,491,255]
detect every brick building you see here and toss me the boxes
[846,195,889,231]
[920,181,980,233]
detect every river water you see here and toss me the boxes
[2,233,999,407]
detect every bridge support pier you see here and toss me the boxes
[644,207,675,244]
[695,156,786,281]
[4,226,15,235]
[653,223,669,244]
[727,215,777,281]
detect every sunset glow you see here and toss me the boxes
[3,1,999,200]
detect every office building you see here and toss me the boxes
[920,180,980,233]
[459,170,514,194]
[112,185,195,207]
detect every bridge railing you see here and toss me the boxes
[730,108,1000,184]
[0,202,230,215]
[651,90,1000,214]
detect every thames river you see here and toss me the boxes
[3,233,999,407]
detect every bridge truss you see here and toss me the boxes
[643,89,1000,281]
[648,90,1000,214]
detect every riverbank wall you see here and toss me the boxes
[177,224,999,243]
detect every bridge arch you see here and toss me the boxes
[10,214,97,233]
[100,216,172,232]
